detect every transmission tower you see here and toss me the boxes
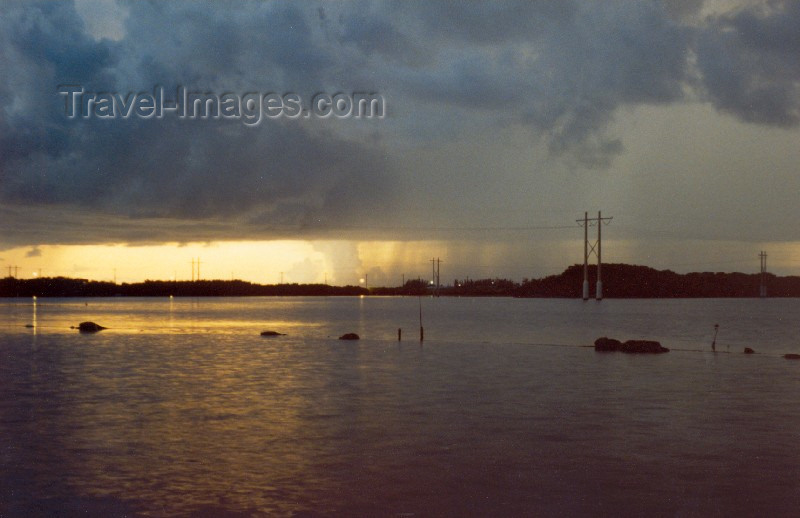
[759,251,767,297]
[190,257,202,281]
[576,211,613,300]
[430,257,442,296]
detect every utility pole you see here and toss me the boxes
[597,211,603,300]
[113,268,117,284]
[366,273,369,290]
[196,257,201,281]
[576,211,613,300]
[14,266,19,278]
[759,251,768,297]
[190,258,195,282]
[582,212,588,300]
[436,258,441,297]
[430,258,442,296]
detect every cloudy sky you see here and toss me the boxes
[1,0,799,284]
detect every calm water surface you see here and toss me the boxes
[1,297,799,517]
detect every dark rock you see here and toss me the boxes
[594,337,622,352]
[784,354,800,360]
[593,337,668,353]
[338,333,360,340]
[78,321,106,332]
[620,340,669,354]
[744,347,755,354]
[260,330,285,336]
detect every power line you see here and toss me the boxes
[331,224,577,232]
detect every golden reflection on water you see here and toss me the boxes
[32,296,37,338]
[51,336,330,515]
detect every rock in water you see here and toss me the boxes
[593,337,668,353]
[620,340,669,354]
[260,330,285,336]
[338,333,360,340]
[594,337,622,352]
[744,347,755,354]
[784,354,800,360]
[78,321,106,332]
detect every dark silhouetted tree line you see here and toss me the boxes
[0,277,367,297]
[2,264,798,298]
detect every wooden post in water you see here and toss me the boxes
[712,323,719,352]
[398,328,402,341]
[419,297,424,342]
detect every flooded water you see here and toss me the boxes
[1,296,799,516]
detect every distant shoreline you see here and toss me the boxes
[1,263,796,298]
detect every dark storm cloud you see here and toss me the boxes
[386,1,691,157]
[661,0,705,21]
[0,1,393,238]
[696,2,800,126]
[0,0,798,247]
